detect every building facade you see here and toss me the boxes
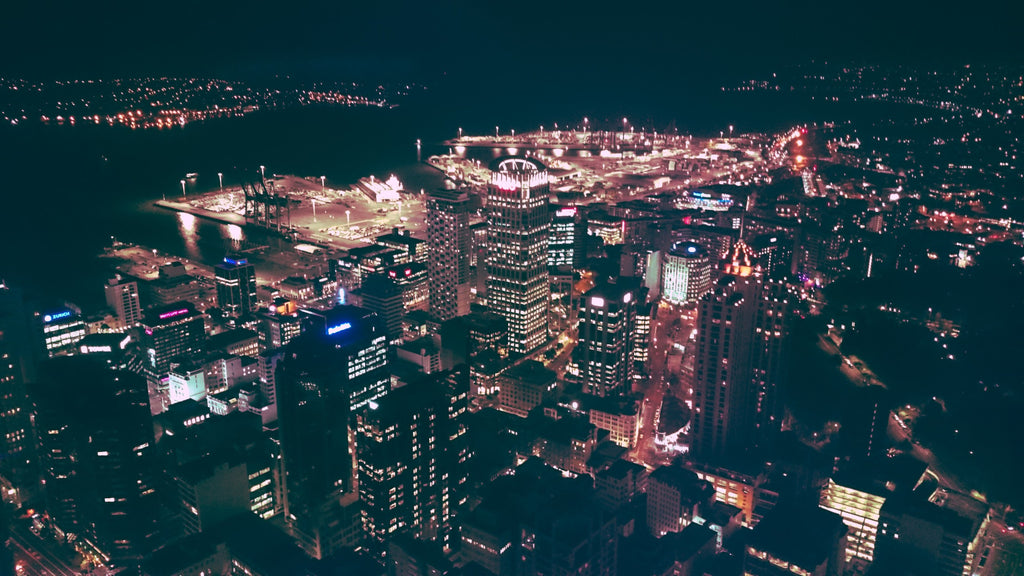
[485,157,551,355]
[427,188,472,321]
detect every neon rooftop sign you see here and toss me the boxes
[327,322,352,335]
[158,308,190,320]
[43,311,72,323]
[224,257,248,266]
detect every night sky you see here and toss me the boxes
[3,0,1021,83]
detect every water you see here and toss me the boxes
[0,81,861,309]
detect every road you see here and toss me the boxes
[8,524,80,576]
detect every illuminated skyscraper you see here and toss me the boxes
[215,256,258,317]
[357,369,470,551]
[0,282,35,505]
[140,302,206,375]
[485,157,550,355]
[691,241,791,463]
[35,356,160,569]
[427,188,472,321]
[661,241,712,305]
[275,306,389,558]
[575,278,638,397]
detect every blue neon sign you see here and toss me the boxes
[326,322,352,336]
[43,311,72,323]
[224,257,248,266]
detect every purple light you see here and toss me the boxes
[158,308,189,320]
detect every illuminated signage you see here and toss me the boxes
[326,322,352,336]
[158,308,190,320]
[591,296,605,307]
[555,207,578,217]
[43,311,72,323]
[691,191,711,199]
[623,292,632,303]
[81,345,112,354]
[687,246,698,254]
[224,257,248,266]
[119,335,132,350]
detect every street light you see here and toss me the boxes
[458,127,463,138]
[346,210,351,225]
[495,126,499,138]
[180,179,186,199]
[623,117,628,133]
[320,175,326,191]
[218,172,223,190]
[729,125,734,136]
[312,199,317,222]
[259,165,265,180]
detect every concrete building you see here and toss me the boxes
[646,466,715,538]
[427,188,472,321]
[104,275,142,328]
[497,360,557,418]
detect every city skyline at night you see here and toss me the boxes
[1,1,1023,575]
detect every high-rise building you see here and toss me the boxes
[356,370,470,551]
[548,205,581,271]
[0,282,36,505]
[485,157,551,355]
[140,302,206,375]
[427,189,472,322]
[691,241,791,463]
[360,273,405,343]
[214,256,258,317]
[104,275,141,328]
[34,356,160,569]
[575,278,638,397]
[661,242,712,305]
[275,306,389,558]
[36,304,86,357]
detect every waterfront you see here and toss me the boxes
[0,84,869,309]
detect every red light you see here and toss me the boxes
[405,268,412,276]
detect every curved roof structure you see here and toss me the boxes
[490,156,546,173]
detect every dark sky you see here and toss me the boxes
[2,0,1021,82]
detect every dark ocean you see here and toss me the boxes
[0,80,855,310]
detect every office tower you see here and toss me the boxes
[744,504,847,576]
[356,370,470,551]
[275,306,389,558]
[140,302,206,375]
[646,466,715,538]
[34,357,159,569]
[259,299,303,350]
[575,279,637,397]
[661,241,712,305]
[36,304,86,357]
[548,205,580,270]
[691,241,791,463]
[485,157,551,355]
[427,189,472,322]
[360,273,405,342]
[215,256,258,317]
[632,298,653,370]
[0,282,35,505]
[497,360,557,418]
[104,275,141,328]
